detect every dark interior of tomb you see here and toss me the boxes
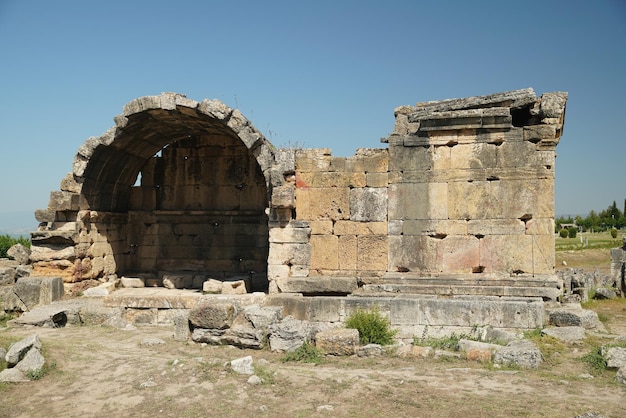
[80,110,270,292]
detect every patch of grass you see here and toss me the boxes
[281,340,324,364]
[345,306,397,346]
[252,364,276,384]
[26,360,57,381]
[580,347,607,375]
[0,312,16,328]
[414,333,469,351]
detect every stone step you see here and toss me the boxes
[358,283,561,300]
[378,277,561,289]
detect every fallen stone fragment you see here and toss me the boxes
[268,316,310,352]
[247,375,263,385]
[546,304,602,329]
[140,338,166,347]
[7,243,31,265]
[202,279,223,294]
[601,346,626,369]
[0,367,29,383]
[493,340,543,369]
[541,326,586,343]
[231,355,254,375]
[458,339,500,361]
[6,334,42,366]
[15,347,45,375]
[357,343,383,357]
[617,366,626,385]
[594,287,617,300]
[316,328,358,356]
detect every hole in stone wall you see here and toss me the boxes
[133,172,142,187]
[511,105,532,127]
[487,176,499,181]
[472,266,485,273]
[429,233,447,239]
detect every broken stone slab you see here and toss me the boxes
[396,345,434,358]
[479,327,519,345]
[7,244,31,265]
[617,366,626,385]
[594,287,617,300]
[0,368,29,383]
[230,355,254,375]
[244,305,283,329]
[601,346,626,369]
[357,343,384,357]
[202,279,223,294]
[15,347,45,375]
[162,273,194,290]
[546,304,603,330]
[0,266,15,285]
[315,328,359,356]
[83,280,117,297]
[120,277,145,288]
[221,277,250,295]
[268,315,310,352]
[275,276,358,295]
[6,334,42,366]
[188,301,237,330]
[173,312,190,342]
[458,339,500,362]
[541,326,586,343]
[493,340,543,369]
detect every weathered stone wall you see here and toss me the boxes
[294,148,389,278]
[30,88,567,298]
[386,88,565,278]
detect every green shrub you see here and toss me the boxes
[413,332,469,351]
[282,340,324,364]
[568,227,577,238]
[0,234,31,258]
[345,306,397,346]
[580,347,606,375]
[611,228,618,239]
[558,228,568,238]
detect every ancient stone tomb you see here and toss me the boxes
[31,88,567,299]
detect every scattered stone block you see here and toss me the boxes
[494,340,543,369]
[222,277,250,294]
[269,316,310,352]
[0,266,15,285]
[15,347,45,375]
[230,355,254,375]
[546,304,602,329]
[7,244,31,265]
[188,301,236,330]
[173,312,190,342]
[617,366,626,385]
[397,345,434,358]
[594,287,617,300]
[6,334,42,367]
[162,274,193,289]
[458,339,499,361]
[541,326,586,343]
[601,346,626,369]
[120,277,145,288]
[202,279,223,294]
[83,281,116,297]
[0,368,29,383]
[316,328,359,356]
[357,343,384,357]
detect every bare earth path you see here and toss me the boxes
[1,315,625,418]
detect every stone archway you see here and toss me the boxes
[34,93,276,292]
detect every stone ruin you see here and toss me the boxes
[25,88,569,332]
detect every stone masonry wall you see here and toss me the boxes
[294,148,389,279]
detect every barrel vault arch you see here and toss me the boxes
[38,93,278,292]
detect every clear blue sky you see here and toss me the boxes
[0,0,625,230]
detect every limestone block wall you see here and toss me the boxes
[386,88,566,277]
[292,148,389,279]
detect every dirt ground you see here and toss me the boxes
[1,248,625,418]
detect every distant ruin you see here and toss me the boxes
[29,88,568,329]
